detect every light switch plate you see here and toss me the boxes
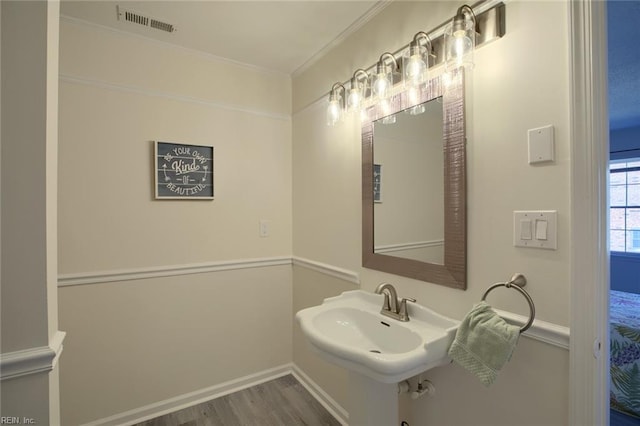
[528,125,554,164]
[513,210,557,250]
[259,220,270,238]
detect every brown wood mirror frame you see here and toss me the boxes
[362,69,466,289]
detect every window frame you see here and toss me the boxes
[609,158,640,255]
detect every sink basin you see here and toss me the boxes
[296,290,459,383]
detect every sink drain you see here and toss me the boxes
[369,349,382,354]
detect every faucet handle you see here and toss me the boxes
[400,297,417,310]
[399,298,416,321]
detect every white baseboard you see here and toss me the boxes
[80,363,348,426]
[81,364,292,426]
[292,364,348,426]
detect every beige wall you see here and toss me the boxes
[59,267,292,425]
[292,266,357,412]
[57,1,574,424]
[57,18,293,425]
[1,1,61,424]
[293,1,570,424]
[58,20,292,272]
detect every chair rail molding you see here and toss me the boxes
[0,331,66,381]
[58,257,292,287]
[292,256,360,284]
[494,309,569,349]
[292,258,569,349]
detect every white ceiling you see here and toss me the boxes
[61,1,382,75]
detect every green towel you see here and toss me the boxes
[447,301,520,386]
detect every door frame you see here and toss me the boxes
[569,1,609,424]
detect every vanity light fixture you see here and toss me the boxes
[372,52,398,101]
[322,1,506,126]
[326,83,345,126]
[404,32,432,88]
[445,5,477,70]
[347,69,369,115]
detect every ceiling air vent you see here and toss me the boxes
[150,19,175,33]
[116,6,176,33]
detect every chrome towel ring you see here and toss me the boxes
[481,273,536,333]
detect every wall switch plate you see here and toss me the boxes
[259,220,270,238]
[513,211,557,249]
[528,125,554,164]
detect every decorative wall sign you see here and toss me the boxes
[155,141,214,199]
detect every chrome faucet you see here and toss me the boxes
[374,283,416,322]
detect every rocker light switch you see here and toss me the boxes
[520,219,533,240]
[535,219,548,240]
[514,211,557,250]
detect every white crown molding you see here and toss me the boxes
[60,14,289,79]
[81,364,293,426]
[291,1,392,78]
[1,331,66,381]
[59,74,291,122]
[292,256,360,285]
[58,257,292,287]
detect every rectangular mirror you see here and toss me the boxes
[362,69,466,289]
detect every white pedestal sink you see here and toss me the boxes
[296,290,459,425]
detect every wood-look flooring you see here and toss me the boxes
[133,375,341,426]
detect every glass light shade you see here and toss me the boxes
[347,85,363,114]
[326,97,343,126]
[407,86,420,106]
[444,16,475,70]
[373,71,392,100]
[404,45,428,88]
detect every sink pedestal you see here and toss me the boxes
[348,371,399,426]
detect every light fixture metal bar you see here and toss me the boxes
[430,3,504,67]
[399,2,505,70]
[474,2,506,48]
